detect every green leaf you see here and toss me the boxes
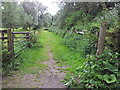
[97,75,104,80]
[117,72,120,77]
[103,61,118,72]
[103,74,116,83]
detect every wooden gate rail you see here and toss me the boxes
[12,32,30,57]
[0,30,30,58]
[14,39,28,44]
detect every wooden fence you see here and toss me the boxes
[0,29,30,58]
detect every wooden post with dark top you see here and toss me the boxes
[96,22,107,56]
[7,29,14,56]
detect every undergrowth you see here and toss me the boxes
[48,24,119,89]
[64,50,119,89]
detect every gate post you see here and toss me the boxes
[7,29,14,56]
[96,22,107,56]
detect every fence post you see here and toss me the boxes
[26,32,30,47]
[96,22,107,56]
[7,29,14,56]
[2,32,4,47]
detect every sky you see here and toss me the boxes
[36,0,60,15]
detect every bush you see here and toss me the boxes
[49,27,66,37]
[62,31,97,56]
[2,49,17,75]
[66,50,119,89]
[29,31,40,47]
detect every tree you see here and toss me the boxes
[2,1,48,30]
[2,2,18,29]
[41,13,52,27]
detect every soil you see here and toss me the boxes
[2,49,69,88]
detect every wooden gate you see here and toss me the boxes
[0,29,30,57]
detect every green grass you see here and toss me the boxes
[0,28,8,30]
[16,30,49,74]
[16,48,48,74]
[40,30,86,74]
[15,30,86,76]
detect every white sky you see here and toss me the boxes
[37,0,60,15]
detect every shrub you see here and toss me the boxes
[63,30,97,56]
[66,50,119,89]
[2,49,16,75]
[29,31,40,47]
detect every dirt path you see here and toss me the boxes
[3,48,68,88]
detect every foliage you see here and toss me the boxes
[50,2,120,89]
[29,30,41,47]
[95,6,119,29]
[2,49,16,75]
[2,29,41,75]
[65,10,85,29]
[53,2,116,29]
[2,2,48,30]
[41,13,52,27]
[2,2,17,28]
[2,1,120,89]
[49,27,66,37]
[65,50,119,89]
[3,40,48,75]
[49,25,98,56]
[39,31,120,89]
[63,31,97,55]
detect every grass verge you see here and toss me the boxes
[15,30,49,74]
